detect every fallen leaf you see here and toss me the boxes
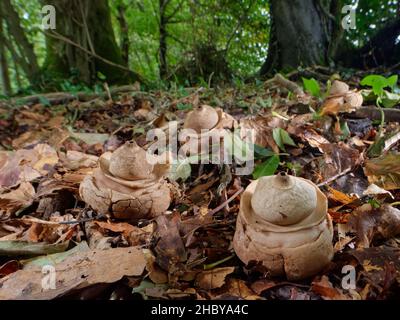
[0,182,35,218]
[0,144,58,188]
[318,142,361,181]
[311,276,351,300]
[195,267,235,290]
[0,260,20,277]
[326,186,358,205]
[60,150,98,170]
[349,247,400,298]
[0,246,146,300]
[363,184,394,199]
[154,213,187,276]
[348,204,400,247]
[0,240,69,256]
[364,153,400,190]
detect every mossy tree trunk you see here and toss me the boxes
[0,13,11,95]
[260,0,342,75]
[43,0,136,85]
[0,0,40,86]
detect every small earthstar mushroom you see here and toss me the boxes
[79,141,171,220]
[182,104,236,155]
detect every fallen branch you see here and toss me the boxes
[11,85,141,106]
[265,73,305,96]
[317,167,352,188]
[350,106,400,123]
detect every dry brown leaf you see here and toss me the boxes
[94,220,152,246]
[144,249,168,284]
[195,267,235,290]
[0,246,146,300]
[0,182,35,219]
[154,213,187,275]
[364,154,400,190]
[0,144,58,188]
[349,247,400,297]
[214,278,260,300]
[311,276,351,300]
[348,204,400,248]
[60,151,98,170]
[0,260,20,278]
[239,117,280,153]
[318,142,361,181]
[326,186,358,205]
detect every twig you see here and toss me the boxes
[42,30,145,83]
[208,187,244,216]
[351,106,400,122]
[265,73,304,96]
[317,167,352,187]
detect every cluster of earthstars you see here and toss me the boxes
[79,105,334,280]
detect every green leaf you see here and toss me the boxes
[381,91,400,108]
[0,240,70,257]
[302,77,321,97]
[176,103,193,110]
[387,75,398,90]
[272,128,296,152]
[340,120,350,139]
[38,96,51,107]
[361,74,398,97]
[252,155,280,179]
[254,145,275,159]
[22,242,90,268]
[97,72,106,80]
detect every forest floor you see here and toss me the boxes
[0,73,400,300]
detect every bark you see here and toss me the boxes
[0,0,40,84]
[260,0,337,75]
[116,3,130,66]
[43,0,136,84]
[0,13,11,95]
[159,0,169,79]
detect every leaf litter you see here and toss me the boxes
[0,74,400,300]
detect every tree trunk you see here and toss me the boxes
[260,0,337,75]
[116,3,130,66]
[0,0,40,85]
[43,0,135,84]
[0,14,11,95]
[159,0,169,79]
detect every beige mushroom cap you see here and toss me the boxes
[233,173,333,280]
[183,105,219,133]
[329,80,349,96]
[251,173,318,226]
[108,141,154,180]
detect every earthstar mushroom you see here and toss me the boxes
[182,105,236,155]
[79,141,171,220]
[233,172,334,280]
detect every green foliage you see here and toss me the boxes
[302,77,321,98]
[349,0,398,47]
[176,103,193,111]
[272,128,296,152]
[252,154,280,179]
[361,75,398,97]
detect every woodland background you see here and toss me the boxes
[0,0,399,95]
[0,0,400,301]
